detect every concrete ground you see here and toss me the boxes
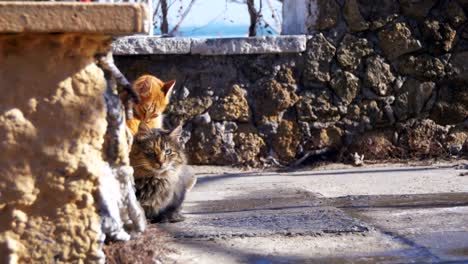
[154,161,468,264]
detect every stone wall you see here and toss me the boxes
[115,0,468,166]
[0,33,109,263]
[0,3,149,263]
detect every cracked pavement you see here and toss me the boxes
[150,162,468,263]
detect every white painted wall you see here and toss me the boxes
[281,0,317,35]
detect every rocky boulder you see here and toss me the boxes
[209,85,251,122]
[378,21,422,60]
[303,34,336,84]
[186,122,238,165]
[422,20,456,53]
[234,124,267,167]
[251,79,299,121]
[361,100,385,125]
[364,55,396,96]
[167,96,213,125]
[330,70,360,105]
[343,0,369,32]
[397,55,445,81]
[337,34,374,72]
[307,126,343,150]
[443,0,467,28]
[394,79,435,121]
[315,0,341,30]
[357,0,399,29]
[296,87,341,122]
[450,52,468,84]
[272,120,301,163]
[431,85,468,125]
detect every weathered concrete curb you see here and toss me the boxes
[113,36,192,54]
[0,2,149,34]
[112,35,308,55]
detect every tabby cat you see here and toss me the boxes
[130,124,196,223]
[126,74,176,135]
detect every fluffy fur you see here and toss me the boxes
[126,75,176,135]
[130,125,196,223]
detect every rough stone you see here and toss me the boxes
[112,3,468,165]
[251,79,299,121]
[233,124,267,167]
[0,34,108,263]
[443,0,467,28]
[337,34,374,72]
[421,20,456,53]
[394,79,435,121]
[272,120,301,163]
[450,52,468,84]
[330,70,360,105]
[167,96,213,124]
[0,2,149,34]
[431,85,468,125]
[186,122,237,165]
[357,0,399,29]
[303,34,336,84]
[361,100,384,125]
[364,56,396,96]
[296,87,341,122]
[378,21,423,60]
[343,0,369,32]
[209,85,251,122]
[345,104,362,122]
[191,35,307,55]
[308,126,343,150]
[315,0,341,30]
[113,36,191,55]
[397,55,445,81]
[445,127,468,155]
[276,67,297,85]
[400,0,437,20]
[240,56,281,82]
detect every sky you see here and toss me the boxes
[157,0,283,36]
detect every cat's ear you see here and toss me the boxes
[134,77,152,99]
[162,80,176,99]
[169,124,183,141]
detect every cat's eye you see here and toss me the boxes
[165,149,172,155]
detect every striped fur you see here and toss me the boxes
[130,125,195,223]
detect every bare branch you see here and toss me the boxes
[168,0,197,36]
[247,0,257,36]
[161,0,169,34]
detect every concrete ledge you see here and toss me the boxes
[191,36,307,55]
[113,36,191,55]
[0,2,149,34]
[112,35,308,55]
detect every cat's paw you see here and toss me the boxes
[168,213,186,223]
[113,230,131,241]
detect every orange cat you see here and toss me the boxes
[126,75,176,135]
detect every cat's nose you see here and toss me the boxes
[153,160,162,168]
[154,158,164,168]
